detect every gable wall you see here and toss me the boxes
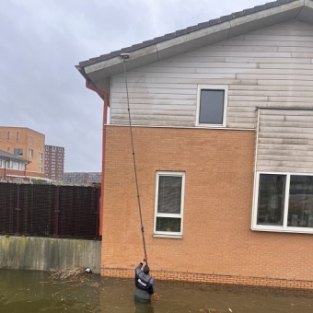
[110,19,313,129]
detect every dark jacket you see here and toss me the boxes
[135,263,155,295]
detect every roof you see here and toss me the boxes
[0,150,31,163]
[0,126,45,136]
[76,0,313,93]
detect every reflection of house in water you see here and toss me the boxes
[76,0,313,290]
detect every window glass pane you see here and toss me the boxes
[199,90,224,124]
[14,148,23,156]
[257,174,286,226]
[158,176,182,214]
[288,175,313,228]
[156,217,181,232]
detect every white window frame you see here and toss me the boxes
[154,171,185,238]
[196,85,228,127]
[28,149,33,158]
[252,171,313,234]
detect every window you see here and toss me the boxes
[196,85,227,127]
[28,149,33,158]
[14,148,23,156]
[7,132,10,141]
[252,172,313,234]
[39,167,43,173]
[17,132,20,142]
[154,171,185,238]
[0,131,2,141]
[7,147,10,152]
[39,152,43,164]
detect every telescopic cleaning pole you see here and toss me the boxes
[120,53,148,262]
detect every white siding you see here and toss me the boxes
[256,109,313,173]
[110,20,313,129]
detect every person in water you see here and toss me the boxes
[134,259,159,303]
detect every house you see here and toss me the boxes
[0,149,31,181]
[0,127,45,178]
[76,0,313,289]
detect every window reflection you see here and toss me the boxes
[257,174,286,226]
[288,176,313,228]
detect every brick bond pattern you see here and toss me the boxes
[101,268,313,290]
[102,126,313,290]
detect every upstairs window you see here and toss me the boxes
[0,131,2,141]
[17,132,20,142]
[28,149,34,158]
[7,132,10,141]
[39,152,43,164]
[196,85,227,127]
[252,172,313,234]
[154,171,185,238]
[14,148,23,156]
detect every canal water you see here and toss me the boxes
[0,269,313,313]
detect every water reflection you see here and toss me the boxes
[0,269,313,313]
[134,302,154,313]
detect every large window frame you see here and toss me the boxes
[154,171,185,238]
[252,171,313,234]
[196,85,228,127]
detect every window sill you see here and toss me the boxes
[251,226,313,235]
[153,234,183,239]
[195,125,226,129]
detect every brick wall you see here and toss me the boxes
[102,126,313,288]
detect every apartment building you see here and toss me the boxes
[44,145,65,181]
[0,127,45,178]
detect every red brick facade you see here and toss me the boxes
[0,127,45,177]
[101,126,313,289]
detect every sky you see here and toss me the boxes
[0,0,269,172]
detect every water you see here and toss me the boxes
[0,269,312,313]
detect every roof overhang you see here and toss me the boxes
[77,0,313,94]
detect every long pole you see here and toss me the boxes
[121,54,148,261]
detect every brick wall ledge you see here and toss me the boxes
[101,267,313,290]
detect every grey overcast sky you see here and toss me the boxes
[0,0,268,172]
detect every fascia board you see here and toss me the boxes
[85,45,158,75]
[229,0,304,37]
